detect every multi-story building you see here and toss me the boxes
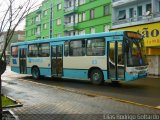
[112,0,160,76]
[25,0,112,40]
[0,31,25,62]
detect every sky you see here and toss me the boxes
[0,0,44,31]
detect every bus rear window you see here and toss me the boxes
[11,46,18,57]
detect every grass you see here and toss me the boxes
[2,96,15,107]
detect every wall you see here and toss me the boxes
[147,56,160,76]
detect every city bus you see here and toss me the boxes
[10,31,148,85]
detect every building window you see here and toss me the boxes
[146,3,152,15]
[35,14,41,22]
[87,38,105,56]
[137,6,142,16]
[90,9,95,19]
[129,8,134,18]
[57,3,62,10]
[75,14,78,23]
[104,5,110,16]
[69,40,85,56]
[43,23,47,29]
[79,14,82,22]
[90,27,95,34]
[57,18,61,25]
[57,33,61,37]
[36,26,41,35]
[79,0,85,5]
[31,18,35,24]
[118,10,126,20]
[146,3,151,12]
[79,30,85,35]
[82,12,86,21]
[43,10,47,16]
[104,25,110,32]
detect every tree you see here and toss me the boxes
[0,0,38,118]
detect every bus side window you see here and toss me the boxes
[11,46,18,58]
[87,38,105,56]
[64,41,69,56]
[38,43,50,57]
[69,40,85,56]
[28,44,38,57]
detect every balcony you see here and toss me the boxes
[64,22,78,31]
[35,20,41,26]
[35,32,41,37]
[112,0,139,7]
[112,12,160,28]
[65,22,77,27]
[64,6,78,15]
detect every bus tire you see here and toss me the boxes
[31,67,40,80]
[90,69,104,85]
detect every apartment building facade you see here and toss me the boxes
[0,31,25,62]
[112,0,160,76]
[25,0,112,41]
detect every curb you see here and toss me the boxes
[2,95,23,109]
[3,110,19,120]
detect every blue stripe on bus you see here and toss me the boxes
[125,72,138,81]
[63,69,88,79]
[27,67,51,77]
[63,68,108,81]
[11,67,20,73]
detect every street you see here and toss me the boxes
[2,67,160,120]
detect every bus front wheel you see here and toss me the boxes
[32,67,40,79]
[90,69,104,85]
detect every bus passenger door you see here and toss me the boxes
[107,41,124,80]
[51,44,63,76]
[19,48,27,74]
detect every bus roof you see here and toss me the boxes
[11,31,125,46]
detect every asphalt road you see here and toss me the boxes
[19,76,160,108]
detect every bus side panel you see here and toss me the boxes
[11,58,20,73]
[27,57,51,77]
[103,71,108,80]
[39,68,51,77]
[27,68,31,74]
[63,56,107,80]
[63,69,88,79]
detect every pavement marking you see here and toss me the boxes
[18,78,160,111]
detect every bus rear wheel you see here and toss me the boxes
[32,67,40,79]
[90,69,104,85]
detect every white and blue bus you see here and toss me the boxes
[10,31,148,85]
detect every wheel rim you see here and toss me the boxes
[32,68,39,79]
[92,72,100,81]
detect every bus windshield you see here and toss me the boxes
[125,37,148,67]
